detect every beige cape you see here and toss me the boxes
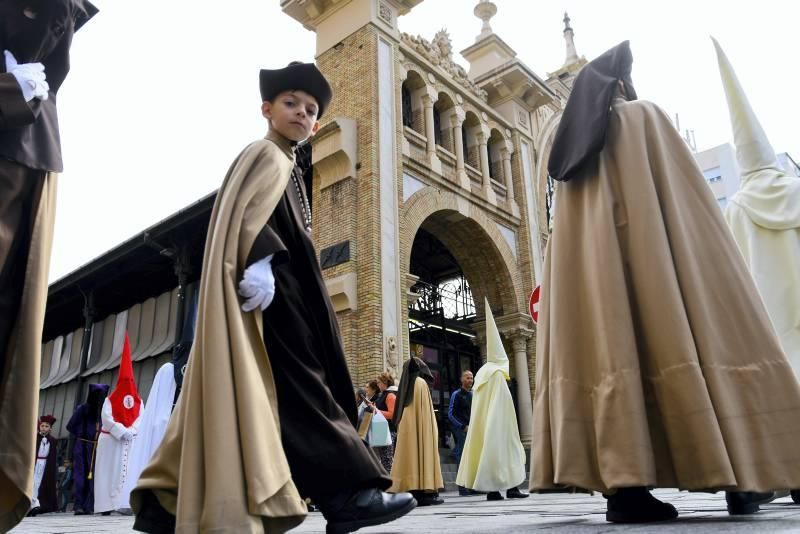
[0,171,56,532]
[130,134,308,532]
[389,377,443,493]
[531,99,800,494]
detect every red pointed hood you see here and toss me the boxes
[108,333,141,427]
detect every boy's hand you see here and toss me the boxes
[239,255,276,312]
[4,50,49,102]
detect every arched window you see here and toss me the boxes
[401,84,413,128]
[487,129,504,183]
[432,105,442,146]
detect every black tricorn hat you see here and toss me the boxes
[259,61,333,119]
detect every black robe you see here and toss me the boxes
[250,135,389,499]
[32,433,58,513]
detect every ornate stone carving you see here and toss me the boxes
[400,30,488,101]
[378,2,393,24]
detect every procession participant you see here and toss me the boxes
[531,40,800,523]
[0,2,97,529]
[66,383,109,515]
[94,334,143,514]
[390,357,444,506]
[29,414,58,515]
[456,300,527,502]
[131,61,415,534]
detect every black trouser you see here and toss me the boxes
[263,264,390,500]
[0,159,43,383]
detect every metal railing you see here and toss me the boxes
[410,276,476,321]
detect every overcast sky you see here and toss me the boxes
[50,0,799,281]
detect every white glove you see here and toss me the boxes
[4,50,49,102]
[238,255,276,312]
[119,429,133,442]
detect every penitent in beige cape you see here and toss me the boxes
[0,172,56,532]
[531,97,800,495]
[130,136,308,533]
[389,378,443,493]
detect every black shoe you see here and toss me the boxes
[792,490,800,505]
[319,488,416,534]
[132,490,177,534]
[486,491,504,501]
[506,487,529,499]
[412,491,444,506]
[73,509,89,516]
[605,487,678,523]
[458,485,471,496]
[101,511,112,516]
[27,507,41,517]
[726,491,776,515]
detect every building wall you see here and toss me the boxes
[694,143,740,209]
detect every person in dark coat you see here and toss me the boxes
[0,3,97,530]
[28,414,58,515]
[66,383,108,515]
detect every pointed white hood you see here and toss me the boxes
[473,298,510,389]
[713,37,800,230]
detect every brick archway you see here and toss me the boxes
[401,186,522,317]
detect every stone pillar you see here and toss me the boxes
[501,147,515,203]
[423,93,437,158]
[450,108,470,190]
[421,91,443,175]
[511,332,534,446]
[501,143,520,217]
[477,129,497,205]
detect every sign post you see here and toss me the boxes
[529,285,541,324]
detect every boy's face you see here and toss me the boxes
[262,90,321,143]
[39,422,51,435]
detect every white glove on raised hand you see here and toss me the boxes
[238,255,276,312]
[4,50,49,102]
[120,429,134,442]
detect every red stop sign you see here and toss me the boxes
[529,285,541,324]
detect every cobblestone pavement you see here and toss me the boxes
[12,490,800,533]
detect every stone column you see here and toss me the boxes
[511,332,534,446]
[477,130,497,205]
[501,143,520,217]
[501,147,515,204]
[422,94,436,157]
[450,108,470,190]
[421,92,442,175]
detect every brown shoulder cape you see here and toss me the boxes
[131,137,307,533]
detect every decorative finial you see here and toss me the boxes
[562,11,579,66]
[474,0,497,41]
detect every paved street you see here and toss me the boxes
[12,490,800,533]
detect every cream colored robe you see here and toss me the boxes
[531,98,800,494]
[389,378,443,493]
[131,134,307,533]
[725,198,800,373]
[455,370,526,492]
[0,172,56,532]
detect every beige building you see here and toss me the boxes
[282,0,584,445]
